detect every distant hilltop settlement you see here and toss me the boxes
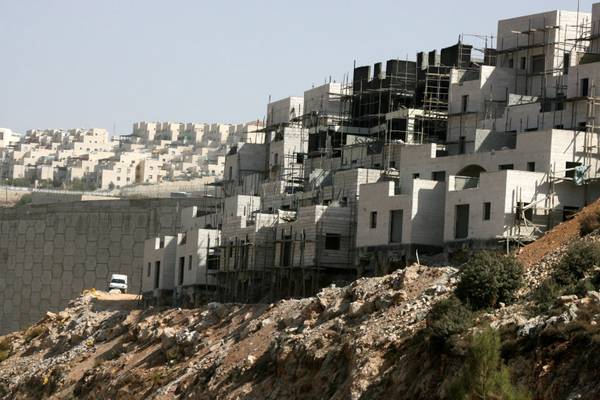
[3,3,600,335]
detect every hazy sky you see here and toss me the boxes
[0,0,595,134]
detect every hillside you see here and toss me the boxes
[2,213,600,398]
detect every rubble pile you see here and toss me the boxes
[0,266,460,399]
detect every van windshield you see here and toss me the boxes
[111,279,126,285]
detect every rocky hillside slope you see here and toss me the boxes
[2,208,600,399]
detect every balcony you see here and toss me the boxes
[451,176,479,190]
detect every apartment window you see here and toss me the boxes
[581,78,590,96]
[499,164,514,170]
[178,257,185,285]
[458,136,466,154]
[324,233,341,250]
[461,95,469,113]
[520,57,526,70]
[566,161,581,178]
[154,261,160,289]
[412,173,420,179]
[431,171,446,182]
[483,202,491,221]
[531,55,545,74]
[116,176,121,181]
[508,58,514,68]
[563,52,571,75]
[147,262,151,277]
[188,255,193,270]
[389,161,396,168]
[273,153,279,165]
[370,211,378,229]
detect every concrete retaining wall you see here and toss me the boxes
[0,197,217,334]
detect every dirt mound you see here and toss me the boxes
[517,198,600,268]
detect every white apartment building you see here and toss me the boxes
[142,236,177,305]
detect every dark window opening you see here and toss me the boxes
[188,255,192,270]
[566,161,582,178]
[147,262,151,277]
[154,261,160,289]
[527,162,536,172]
[483,202,491,221]
[520,57,526,70]
[563,206,579,221]
[325,233,341,250]
[461,95,469,113]
[531,54,545,74]
[563,52,570,75]
[412,173,420,179]
[370,211,377,229]
[581,78,590,96]
[282,235,292,266]
[499,164,514,170]
[178,257,185,285]
[432,171,446,182]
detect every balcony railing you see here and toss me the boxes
[453,176,479,190]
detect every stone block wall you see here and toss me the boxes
[0,197,217,334]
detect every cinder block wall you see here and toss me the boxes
[0,198,211,334]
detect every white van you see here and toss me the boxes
[108,274,128,293]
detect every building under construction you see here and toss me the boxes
[142,3,600,306]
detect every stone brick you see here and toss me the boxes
[43,242,54,256]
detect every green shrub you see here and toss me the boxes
[532,279,562,312]
[570,278,596,298]
[426,296,473,346]
[15,194,32,207]
[580,211,600,236]
[447,328,531,400]
[455,251,524,310]
[554,241,600,286]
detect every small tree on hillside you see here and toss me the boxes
[426,295,473,349]
[447,328,531,400]
[554,241,600,286]
[455,251,523,310]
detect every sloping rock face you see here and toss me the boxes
[0,266,460,399]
